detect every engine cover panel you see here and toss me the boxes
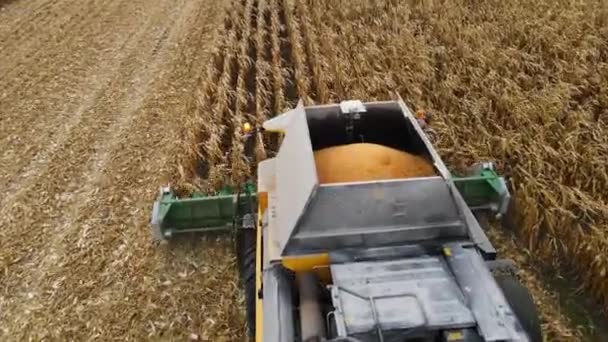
[330,256,476,339]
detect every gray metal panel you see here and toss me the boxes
[396,96,451,179]
[330,257,475,337]
[273,101,319,255]
[450,184,496,257]
[445,243,529,341]
[382,98,498,258]
[330,244,440,264]
[283,177,467,254]
[262,265,295,342]
[395,97,498,256]
[264,98,497,260]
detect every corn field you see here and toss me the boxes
[0,0,606,340]
[178,0,608,339]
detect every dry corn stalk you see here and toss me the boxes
[179,0,608,329]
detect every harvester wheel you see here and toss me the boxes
[495,275,542,342]
[236,228,256,337]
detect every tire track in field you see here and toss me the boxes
[0,0,119,145]
[0,0,56,38]
[0,0,232,338]
[0,1,146,209]
[4,10,177,335]
[0,0,141,196]
[0,0,122,120]
[46,4,239,336]
[0,0,71,49]
[0,5,83,76]
[0,0,175,304]
[0,0,108,81]
[85,3,241,336]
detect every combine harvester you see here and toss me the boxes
[151,97,542,342]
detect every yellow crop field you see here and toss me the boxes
[0,0,606,340]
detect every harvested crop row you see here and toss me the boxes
[281,0,312,103]
[268,0,288,114]
[178,1,243,191]
[294,0,329,103]
[254,0,272,125]
[229,0,258,183]
[180,0,315,189]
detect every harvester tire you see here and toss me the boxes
[495,275,542,342]
[236,228,256,337]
